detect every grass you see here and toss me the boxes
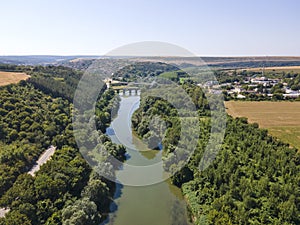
[236,66,300,76]
[159,71,190,84]
[179,77,189,84]
[0,71,30,86]
[159,71,179,80]
[268,127,300,150]
[225,101,300,149]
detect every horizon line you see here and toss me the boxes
[1,54,300,58]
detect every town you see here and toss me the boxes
[209,69,300,100]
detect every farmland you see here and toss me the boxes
[235,65,300,78]
[0,71,30,86]
[225,101,300,149]
[240,65,300,73]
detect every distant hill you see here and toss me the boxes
[2,55,300,70]
[131,56,300,69]
[57,56,300,71]
[0,55,100,65]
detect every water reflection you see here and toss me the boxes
[102,95,191,225]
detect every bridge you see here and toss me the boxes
[109,80,158,96]
[114,87,141,96]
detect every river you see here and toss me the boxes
[102,94,191,225]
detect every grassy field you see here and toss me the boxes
[225,101,300,149]
[0,71,30,86]
[237,66,300,74]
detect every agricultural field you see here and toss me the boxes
[225,101,300,149]
[242,65,300,73]
[235,65,300,78]
[0,71,30,86]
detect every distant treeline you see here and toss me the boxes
[27,66,83,101]
[0,64,32,72]
[208,60,300,69]
[0,63,83,101]
[112,61,179,81]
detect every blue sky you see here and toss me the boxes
[1,0,299,56]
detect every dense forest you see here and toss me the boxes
[0,83,73,197]
[112,61,179,82]
[182,116,300,225]
[27,66,83,101]
[132,81,300,224]
[0,64,126,224]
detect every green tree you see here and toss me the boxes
[61,198,100,225]
[0,211,32,225]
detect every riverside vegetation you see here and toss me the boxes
[132,80,300,224]
[0,65,125,225]
[0,62,299,224]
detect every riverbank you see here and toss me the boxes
[103,95,191,225]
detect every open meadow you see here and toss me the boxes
[225,101,300,149]
[237,65,300,75]
[0,71,30,86]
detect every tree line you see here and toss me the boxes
[132,81,300,224]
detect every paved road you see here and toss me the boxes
[28,145,56,176]
[0,208,9,218]
[0,146,57,218]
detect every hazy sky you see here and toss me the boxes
[1,0,300,56]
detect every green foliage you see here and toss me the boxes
[0,84,74,197]
[159,71,189,82]
[288,73,300,91]
[182,117,300,225]
[133,82,300,224]
[112,61,178,82]
[0,84,72,146]
[81,172,110,212]
[271,83,284,94]
[0,73,125,224]
[0,64,32,73]
[27,65,83,101]
[132,83,210,155]
[61,198,100,225]
[95,88,119,133]
[0,210,32,225]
